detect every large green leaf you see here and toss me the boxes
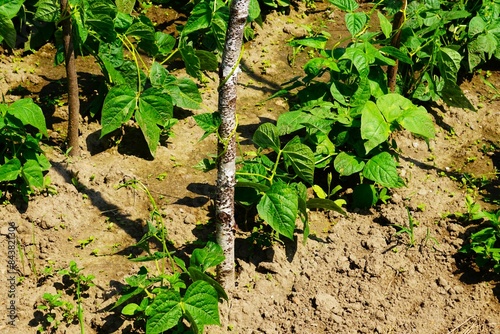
[190,242,225,272]
[125,18,155,41]
[179,42,201,80]
[289,36,328,49]
[8,99,48,136]
[257,182,298,240]
[339,47,369,77]
[116,0,135,14]
[253,123,280,151]
[282,136,315,185]
[183,280,220,331]
[140,88,173,124]
[0,12,16,48]
[21,159,44,190]
[149,61,171,87]
[193,112,221,141]
[334,152,365,176]
[361,101,390,154]
[438,47,462,82]
[377,11,392,39]
[211,10,227,52]
[363,152,404,188]
[277,111,310,135]
[398,106,435,139]
[146,290,183,334]
[183,0,211,35]
[345,12,366,36]
[468,16,486,38]
[0,158,21,182]
[164,78,202,110]
[376,93,414,123]
[100,86,136,137]
[137,89,172,156]
[379,46,413,65]
[0,0,24,19]
[306,198,346,215]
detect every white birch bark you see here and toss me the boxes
[216,0,250,289]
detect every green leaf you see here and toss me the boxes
[183,0,211,36]
[155,31,176,55]
[289,36,328,49]
[126,18,155,41]
[377,11,392,39]
[306,198,346,215]
[253,123,280,151]
[190,242,225,272]
[257,182,298,240]
[345,12,367,36]
[193,112,221,141]
[145,290,183,334]
[100,86,136,137]
[72,7,88,45]
[149,61,171,87]
[137,89,173,156]
[277,111,310,135]
[183,280,220,331]
[164,78,202,110]
[21,159,44,190]
[361,101,390,154]
[282,136,315,185]
[211,11,228,52]
[376,93,414,123]
[8,99,48,136]
[121,303,139,316]
[438,47,462,82]
[179,42,202,80]
[468,16,486,38]
[0,12,16,48]
[328,0,358,12]
[0,158,21,182]
[195,50,218,71]
[334,152,365,176]
[187,267,228,301]
[116,0,135,14]
[339,47,369,77]
[248,0,261,21]
[0,0,24,19]
[363,152,404,188]
[140,88,173,124]
[398,106,435,139]
[379,46,413,65]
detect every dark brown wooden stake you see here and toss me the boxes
[61,0,80,156]
[387,0,407,92]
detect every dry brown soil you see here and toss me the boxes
[1,3,500,334]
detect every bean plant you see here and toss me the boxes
[0,98,51,200]
[114,180,227,334]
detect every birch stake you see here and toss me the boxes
[216,0,250,290]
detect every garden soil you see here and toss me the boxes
[1,3,500,334]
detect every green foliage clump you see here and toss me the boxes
[0,98,51,200]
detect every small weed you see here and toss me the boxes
[393,208,417,248]
[77,236,95,249]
